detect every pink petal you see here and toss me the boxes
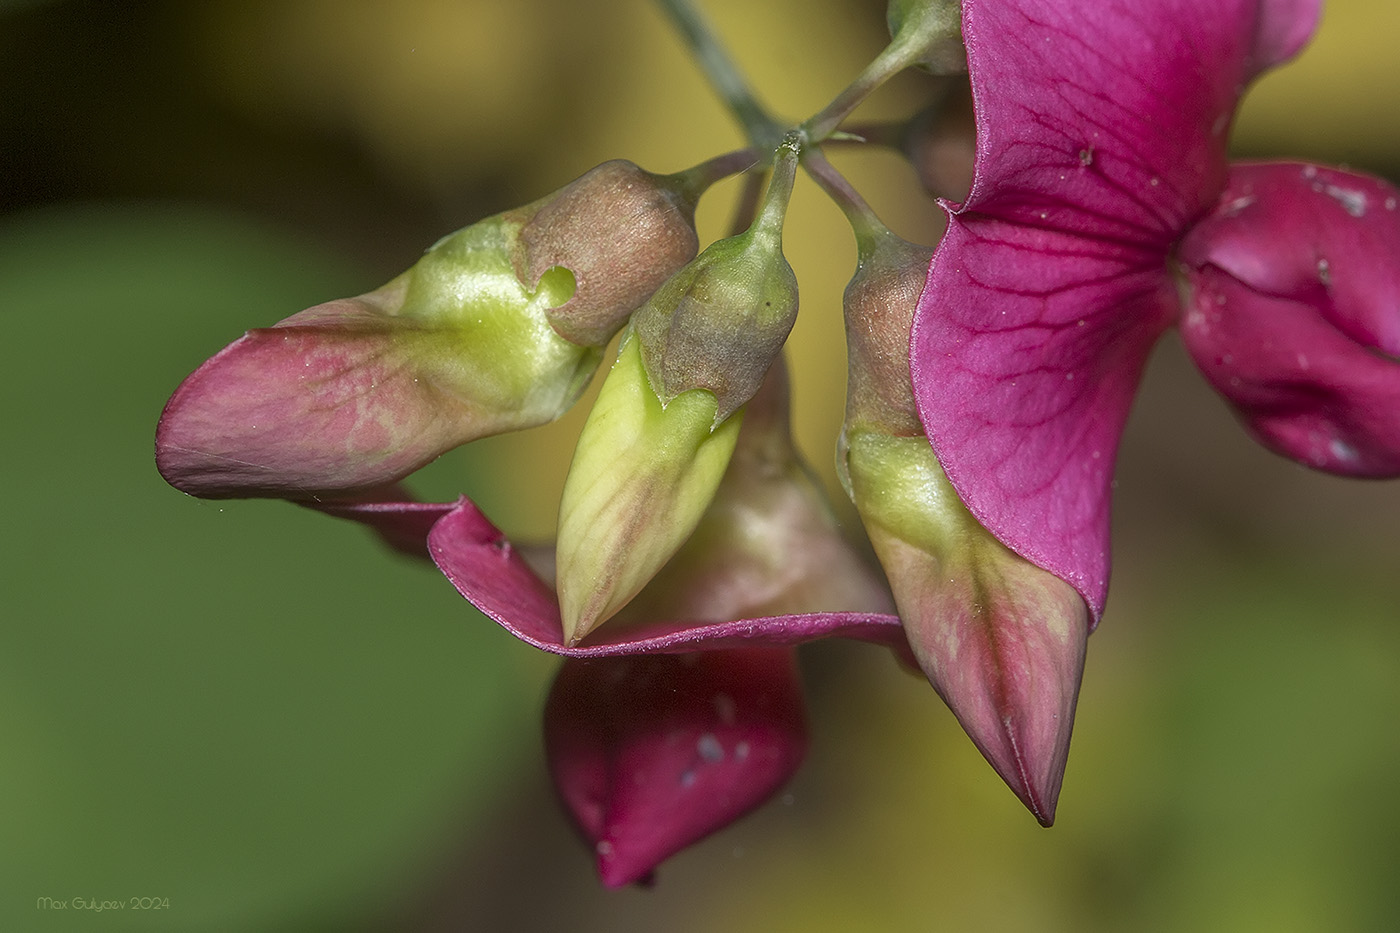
[427,498,908,657]
[913,219,1178,619]
[958,0,1314,245]
[157,293,497,498]
[914,0,1319,618]
[301,488,455,560]
[544,648,806,887]
[1178,162,1400,475]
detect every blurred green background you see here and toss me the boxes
[3,0,1399,930]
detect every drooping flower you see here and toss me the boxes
[912,0,1400,632]
[544,648,807,889]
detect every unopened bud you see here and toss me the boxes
[516,159,702,348]
[843,430,1086,826]
[616,357,894,626]
[555,335,743,645]
[838,229,1086,825]
[841,231,934,440]
[157,158,714,499]
[632,141,801,424]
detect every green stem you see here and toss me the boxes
[802,148,900,257]
[750,135,801,240]
[672,147,761,204]
[654,0,783,150]
[727,169,767,237]
[800,3,961,143]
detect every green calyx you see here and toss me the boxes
[392,213,601,435]
[632,141,801,425]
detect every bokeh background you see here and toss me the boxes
[4,0,1400,929]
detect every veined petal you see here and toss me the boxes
[913,218,1177,618]
[959,0,1319,245]
[428,497,906,657]
[915,0,1319,618]
[1179,162,1400,476]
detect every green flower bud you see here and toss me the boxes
[555,334,743,645]
[554,141,804,644]
[401,213,599,430]
[631,141,801,425]
[615,357,893,627]
[840,230,934,442]
[841,429,1085,825]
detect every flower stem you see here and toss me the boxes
[800,3,961,143]
[672,147,761,204]
[727,169,767,237]
[802,148,893,254]
[654,0,784,151]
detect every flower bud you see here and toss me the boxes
[157,159,707,499]
[554,335,743,645]
[555,144,804,644]
[843,430,1086,825]
[839,230,1087,825]
[631,141,801,425]
[615,357,894,626]
[518,160,702,348]
[544,648,807,888]
[1178,162,1400,476]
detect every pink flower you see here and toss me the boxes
[913,0,1399,624]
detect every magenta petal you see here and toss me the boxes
[1253,0,1323,72]
[157,302,475,498]
[959,0,1316,246]
[301,489,455,560]
[544,648,806,888]
[913,0,1319,617]
[427,498,907,656]
[913,219,1178,619]
[1178,163,1400,475]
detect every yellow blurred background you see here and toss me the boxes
[3,0,1399,930]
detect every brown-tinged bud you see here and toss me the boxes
[630,140,802,425]
[513,160,703,348]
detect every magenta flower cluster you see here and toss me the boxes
[156,0,1399,887]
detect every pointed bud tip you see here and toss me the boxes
[843,431,1086,826]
